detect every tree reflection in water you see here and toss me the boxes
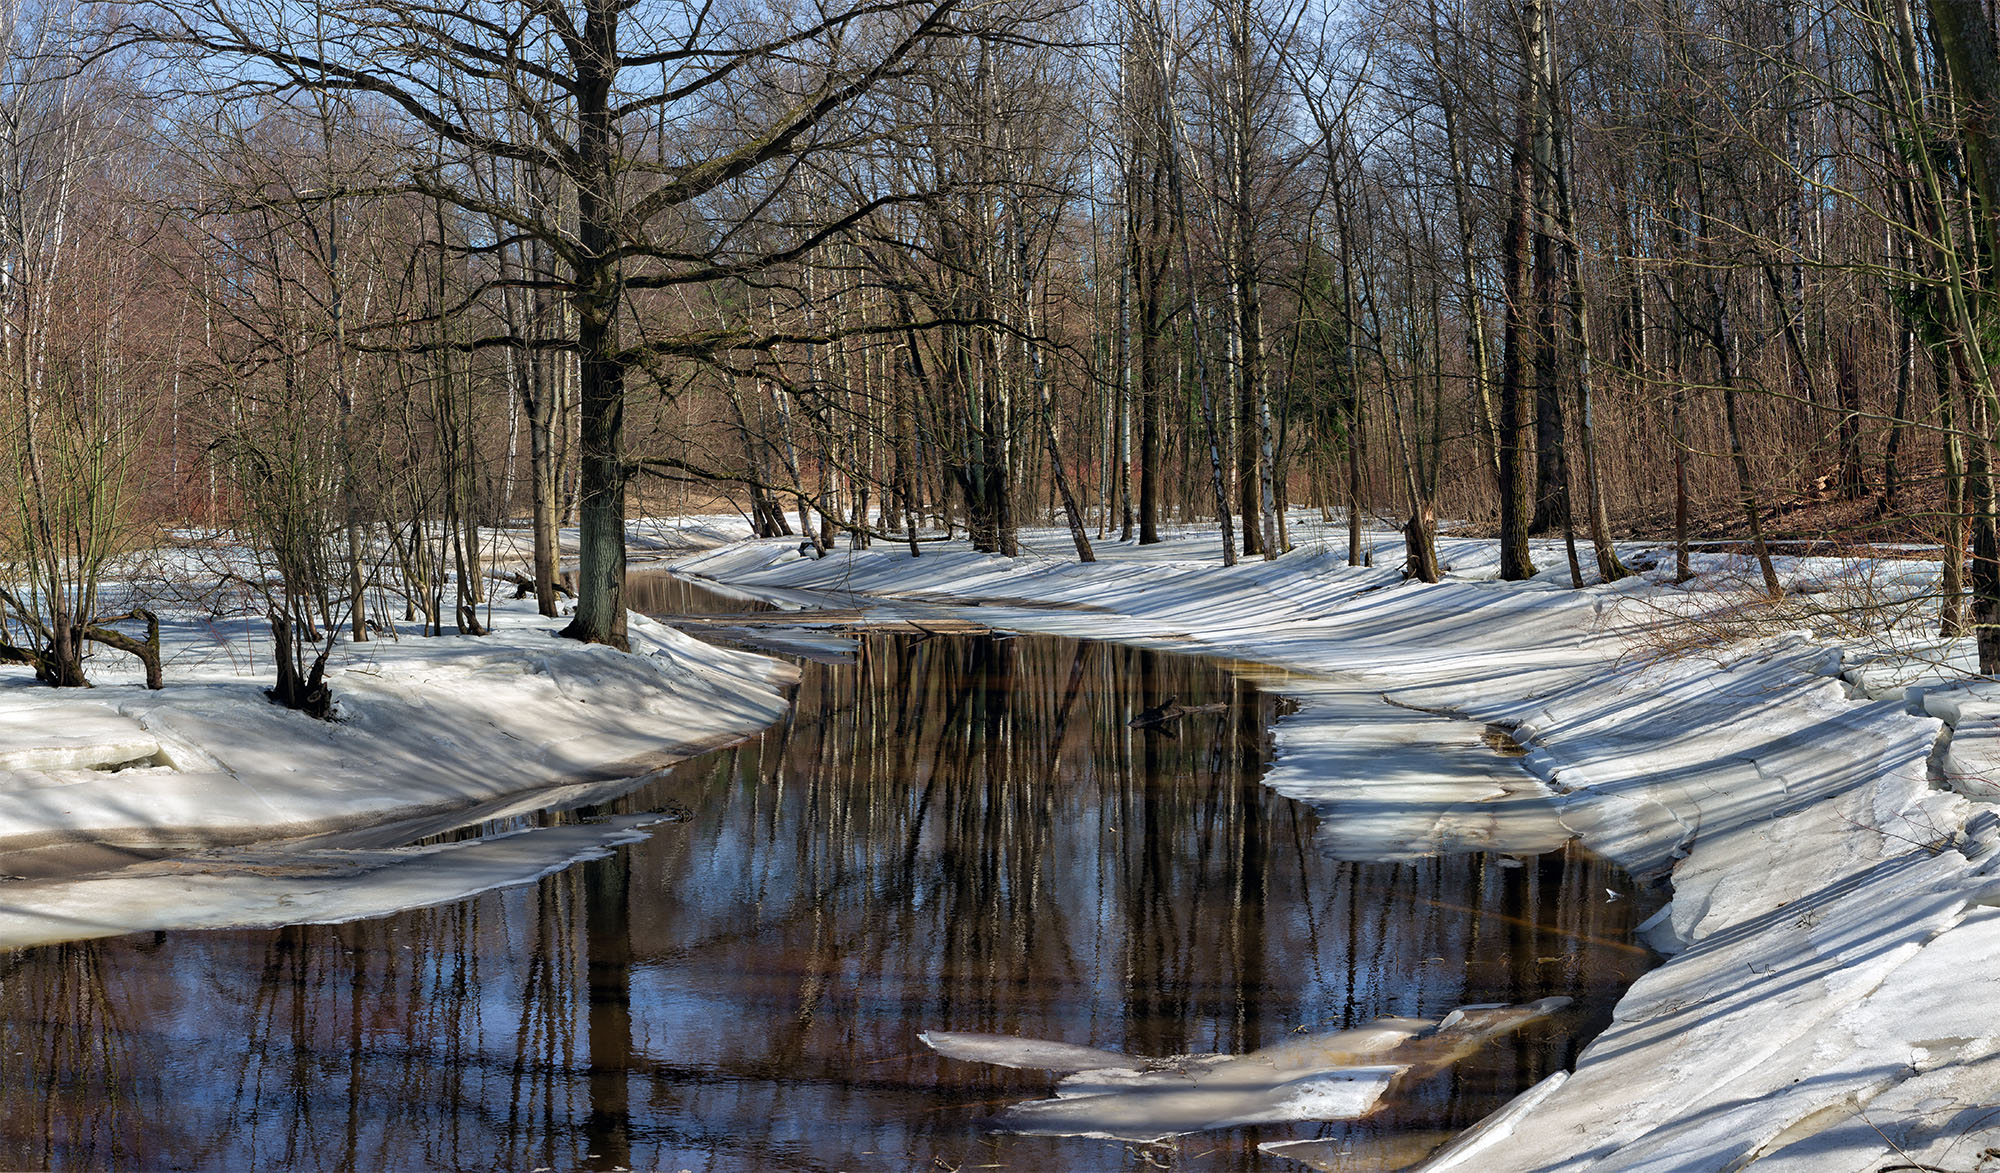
[0,631,1655,1171]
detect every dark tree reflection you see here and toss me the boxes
[582,853,632,1170]
[0,630,1655,1171]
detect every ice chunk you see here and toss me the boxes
[0,813,675,947]
[923,997,1572,1142]
[994,1067,1402,1142]
[916,1031,1134,1072]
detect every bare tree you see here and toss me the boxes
[129,0,972,650]
[0,5,163,689]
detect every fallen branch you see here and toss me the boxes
[493,570,575,600]
[1128,696,1229,731]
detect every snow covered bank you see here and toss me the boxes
[0,589,796,946]
[673,520,2000,1172]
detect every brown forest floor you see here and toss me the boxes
[1612,453,1956,554]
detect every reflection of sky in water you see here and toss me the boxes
[0,605,1655,1172]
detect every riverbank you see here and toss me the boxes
[671,519,2000,1172]
[0,563,796,944]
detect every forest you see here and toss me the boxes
[5,0,2000,706]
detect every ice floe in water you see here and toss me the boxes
[921,997,1571,1143]
[0,813,674,947]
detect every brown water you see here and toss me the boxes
[617,571,780,617]
[0,585,1655,1172]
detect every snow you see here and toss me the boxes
[0,537,796,939]
[672,516,2000,1171]
[990,1067,1402,1141]
[0,610,792,863]
[0,813,675,947]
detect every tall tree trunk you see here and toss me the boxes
[1547,66,1629,583]
[1938,346,1968,635]
[1709,277,1783,598]
[527,290,564,615]
[1964,370,2000,670]
[1496,7,1539,582]
[1441,83,1500,493]
[1881,304,1911,516]
[1138,317,1163,544]
[1149,37,1236,565]
[1391,376,1440,582]
[1524,0,1568,539]
[1335,210,1366,567]
[1924,0,2000,667]
[556,4,629,650]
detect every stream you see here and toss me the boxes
[0,575,1655,1171]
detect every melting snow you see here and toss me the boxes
[679,516,2000,1171]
